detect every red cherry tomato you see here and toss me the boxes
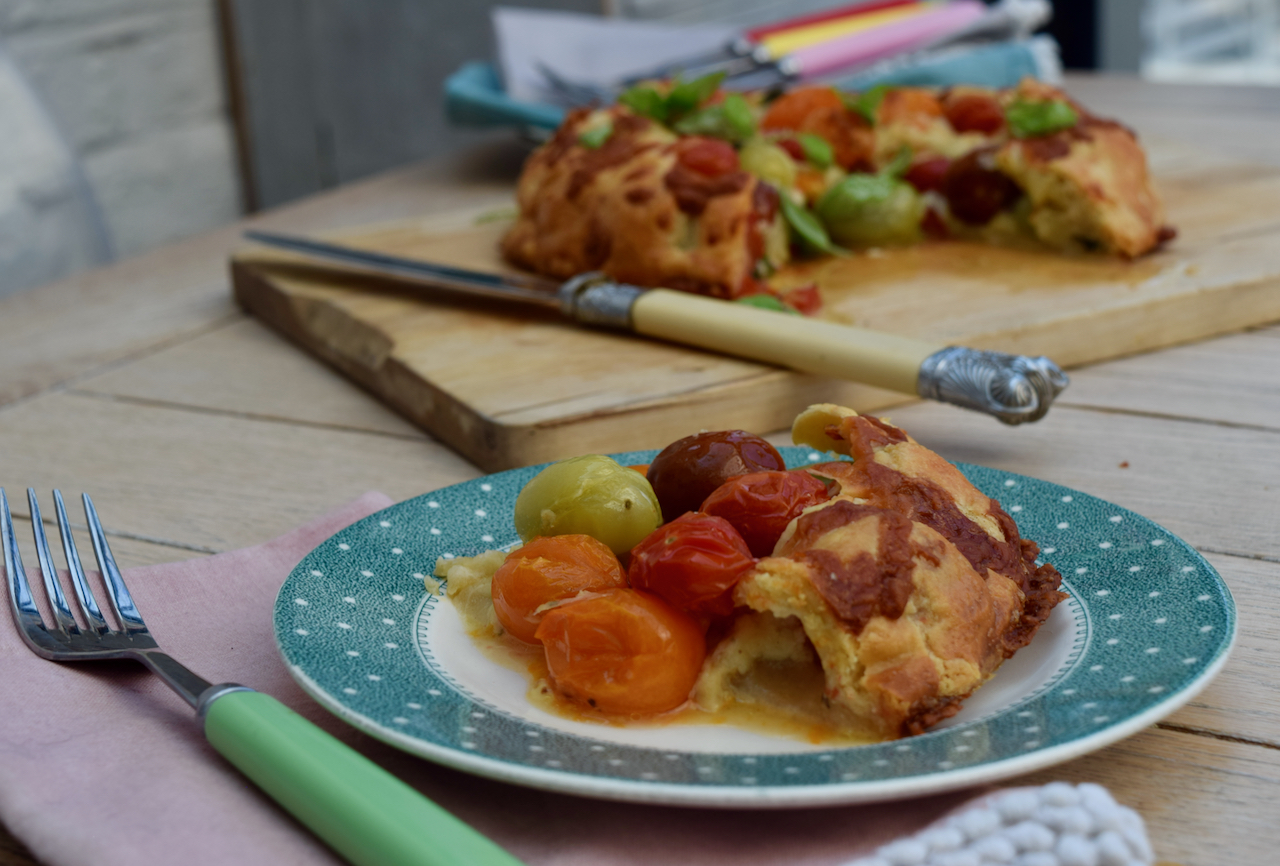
[777,138,805,161]
[700,470,831,557]
[675,137,740,178]
[904,157,951,194]
[491,535,626,644]
[782,283,823,316]
[535,588,706,715]
[942,148,1022,226]
[628,512,755,618]
[944,93,1006,134]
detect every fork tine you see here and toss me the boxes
[53,490,109,634]
[26,489,79,633]
[81,492,148,635]
[1,489,44,635]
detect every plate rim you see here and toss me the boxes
[275,455,1238,808]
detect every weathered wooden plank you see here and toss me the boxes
[0,392,478,553]
[72,317,426,439]
[1061,324,1280,431]
[881,400,1280,562]
[1015,725,1280,865]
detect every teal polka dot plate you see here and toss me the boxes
[274,450,1236,807]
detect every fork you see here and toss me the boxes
[2,488,523,866]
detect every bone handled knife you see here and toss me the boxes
[242,229,1068,424]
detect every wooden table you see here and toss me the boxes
[2,75,1278,866]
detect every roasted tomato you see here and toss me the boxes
[535,588,706,715]
[646,430,786,521]
[904,157,951,194]
[942,148,1022,226]
[700,470,831,557]
[675,136,740,178]
[628,512,755,618]
[491,535,627,643]
[943,93,1006,135]
[761,87,873,171]
[761,87,846,131]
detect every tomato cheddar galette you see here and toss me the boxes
[435,404,1066,743]
[501,75,1174,312]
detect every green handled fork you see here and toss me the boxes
[2,488,523,866]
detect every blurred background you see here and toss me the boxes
[1,0,1276,299]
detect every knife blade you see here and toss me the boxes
[241,229,1068,424]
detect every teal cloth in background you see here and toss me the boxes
[445,38,1058,133]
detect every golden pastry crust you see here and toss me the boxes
[502,79,1171,300]
[696,403,1066,738]
[501,107,776,298]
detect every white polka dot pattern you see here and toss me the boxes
[274,450,1236,808]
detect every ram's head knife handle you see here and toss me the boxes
[559,273,1068,425]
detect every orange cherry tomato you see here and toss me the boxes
[674,136,740,178]
[628,512,755,618]
[700,470,831,557]
[535,588,706,715]
[491,535,626,644]
[877,88,943,125]
[761,87,845,131]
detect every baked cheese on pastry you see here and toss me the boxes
[696,403,1066,738]
[502,76,1173,310]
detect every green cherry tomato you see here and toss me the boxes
[815,173,924,248]
[514,455,663,556]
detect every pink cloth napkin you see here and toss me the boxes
[0,493,1152,866]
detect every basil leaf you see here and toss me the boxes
[735,294,800,315]
[1006,99,1079,138]
[619,86,667,123]
[578,120,614,149]
[846,84,888,125]
[797,133,834,169]
[780,195,848,257]
[665,71,726,120]
[672,93,756,142]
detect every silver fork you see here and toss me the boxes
[2,488,523,866]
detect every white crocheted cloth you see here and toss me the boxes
[842,783,1154,866]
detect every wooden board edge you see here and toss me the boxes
[231,259,919,470]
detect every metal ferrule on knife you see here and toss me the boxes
[244,230,1068,424]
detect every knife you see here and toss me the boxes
[242,229,1068,424]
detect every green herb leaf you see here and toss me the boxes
[780,195,848,257]
[618,86,668,123]
[846,84,888,125]
[1005,99,1079,138]
[672,93,756,142]
[664,71,726,120]
[578,119,614,149]
[735,294,800,315]
[796,133,834,169]
[880,145,913,179]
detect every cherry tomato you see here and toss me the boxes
[647,430,786,522]
[491,535,626,644]
[535,588,706,715]
[675,136,740,178]
[904,157,951,194]
[777,138,805,161]
[942,148,1022,226]
[944,93,1006,134]
[782,283,822,316]
[628,512,755,618]
[761,87,845,131]
[877,88,943,125]
[700,470,831,557]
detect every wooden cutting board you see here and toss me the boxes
[232,139,1280,472]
